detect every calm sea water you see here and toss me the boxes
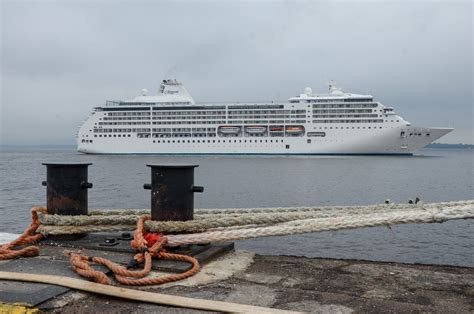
[0,147,472,266]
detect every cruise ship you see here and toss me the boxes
[77,79,453,155]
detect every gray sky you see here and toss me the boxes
[1,0,472,145]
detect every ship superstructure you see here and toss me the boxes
[77,79,452,155]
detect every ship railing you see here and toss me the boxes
[105,100,121,106]
[105,101,154,107]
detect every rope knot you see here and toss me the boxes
[144,232,163,248]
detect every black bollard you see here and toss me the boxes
[144,165,203,221]
[42,163,93,215]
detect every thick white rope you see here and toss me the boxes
[144,204,443,233]
[39,201,474,227]
[35,202,474,237]
[164,206,474,247]
[87,200,473,216]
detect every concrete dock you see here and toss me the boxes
[1,244,472,313]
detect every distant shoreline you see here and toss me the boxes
[425,143,473,149]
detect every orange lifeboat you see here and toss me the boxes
[269,126,284,132]
[285,126,305,132]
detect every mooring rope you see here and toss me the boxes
[2,201,473,287]
[0,207,46,260]
[36,201,474,235]
[88,200,474,216]
[193,200,474,215]
[36,224,135,235]
[164,205,474,247]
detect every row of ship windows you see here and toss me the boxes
[153,109,306,115]
[228,115,306,119]
[313,119,384,123]
[103,115,307,121]
[99,122,150,125]
[228,110,306,115]
[318,126,383,129]
[92,134,221,138]
[313,114,379,119]
[103,117,150,121]
[401,131,430,137]
[107,112,150,116]
[151,133,216,138]
[152,111,306,116]
[152,121,226,125]
[98,118,399,127]
[312,109,373,113]
[151,139,286,144]
[228,105,284,110]
[87,135,292,144]
[106,109,316,116]
[102,117,307,123]
[94,128,150,133]
[153,111,226,115]
[290,99,373,103]
[154,128,216,132]
[153,116,226,120]
[312,103,378,108]
[105,101,193,106]
[228,110,305,114]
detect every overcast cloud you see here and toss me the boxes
[1,0,472,145]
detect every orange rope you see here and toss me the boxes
[0,208,200,285]
[0,207,46,260]
[68,215,200,286]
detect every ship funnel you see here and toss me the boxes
[158,79,195,104]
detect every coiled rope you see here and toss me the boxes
[67,214,200,286]
[0,210,199,286]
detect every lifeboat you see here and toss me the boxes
[285,126,305,133]
[218,126,241,134]
[285,126,305,136]
[245,126,267,134]
[269,126,284,132]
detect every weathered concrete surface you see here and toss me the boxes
[2,247,473,313]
